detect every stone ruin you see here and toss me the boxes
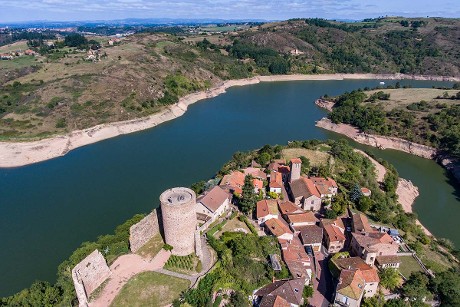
[129,210,160,253]
[72,249,111,307]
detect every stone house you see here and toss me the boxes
[350,232,399,266]
[285,211,317,228]
[219,170,245,195]
[296,225,323,252]
[265,218,294,241]
[196,186,231,222]
[332,256,380,299]
[334,269,366,307]
[269,170,283,194]
[323,224,346,254]
[310,177,338,198]
[254,278,305,307]
[280,238,312,283]
[257,199,279,225]
[289,177,322,211]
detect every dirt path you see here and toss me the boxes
[89,249,171,307]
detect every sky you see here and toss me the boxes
[0,0,459,23]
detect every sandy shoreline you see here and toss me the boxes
[0,73,458,168]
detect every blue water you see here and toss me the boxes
[0,79,457,296]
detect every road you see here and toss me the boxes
[309,249,334,307]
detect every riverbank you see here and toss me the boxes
[0,73,458,168]
[355,149,432,236]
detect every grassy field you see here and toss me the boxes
[398,256,424,278]
[110,271,190,307]
[215,217,250,238]
[282,148,331,167]
[365,88,460,112]
[135,234,164,259]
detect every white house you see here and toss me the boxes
[196,186,231,222]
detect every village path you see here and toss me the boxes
[89,249,171,307]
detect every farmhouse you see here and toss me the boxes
[196,186,231,222]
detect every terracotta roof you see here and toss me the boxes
[197,186,230,213]
[265,218,293,237]
[259,295,291,307]
[321,215,346,230]
[351,232,397,252]
[361,187,371,194]
[257,199,279,219]
[296,225,323,245]
[255,278,305,306]
[253,178,264,190]
[269,171,283,189]
[286,212,317,225]
[311,177,338,195]
[290,158,302,164]
[219,171,245,193]
[289,178,321,200]
[334,257,379,283]
[336,269,366,300]
[243,167,267,180]
[352,213,373,233]
[278,201,304,215]
[376,255,400,265]
[324,224,346,242]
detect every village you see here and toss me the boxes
[69,143,431,307]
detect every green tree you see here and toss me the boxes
[357,196,373,212]
[379,268,401,291]
[350,184,363,203]
[300,156,311,174]
[401,272,430,303]
[240,175,256,214]
[432,270,460,306]
[257,152,271,166]
[229,291,248,306]
[190,181,206,195]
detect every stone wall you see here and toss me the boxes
[129,210,160,253]
[195,230,203,261]
[72,249,111,307]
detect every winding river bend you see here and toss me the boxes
[0,79,458,296]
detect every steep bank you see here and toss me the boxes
[0,73,458,168]
[316,118,437,159]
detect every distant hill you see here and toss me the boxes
[0,17,459,140]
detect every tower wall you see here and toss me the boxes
[160,187,197,256]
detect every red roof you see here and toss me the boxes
[303,178,321,198]
[265,218,293,237]
[196,186,231,212]
[286,212,317,224]
[324,224,346,242]
[257,199,279,219]
[278,201,304,215]
[253,178,264,190]
[269,171,283,189]
[219,171,245,194]
[290,158,302,164]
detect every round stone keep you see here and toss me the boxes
[160,187,197,256]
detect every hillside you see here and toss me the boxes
[326,86,460,158]
[1,17,460,140]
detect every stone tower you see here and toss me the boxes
[160,187,197,256]
[290,158,302,183]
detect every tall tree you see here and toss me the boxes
[240,175,256,214]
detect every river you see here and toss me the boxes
[0,79,458,296]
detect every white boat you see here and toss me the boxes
[379,81,385,85]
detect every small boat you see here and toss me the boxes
[379,81,385,85]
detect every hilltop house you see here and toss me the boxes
[310,177,338,198]
[285,211,317,228]
[196,186,231,222]
[265,218,294,241]
[257,199,279,225]
[269,171,283,194]
[350,232,399,266]
[332,256,380,299]
[254,278,305,307]
[219,170,245,195]
[280,238,312,282]
[278,200,304,216]
[296,225,323,252]
[289,177,322,211]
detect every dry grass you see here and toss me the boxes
[135,234,164,259]
[0,40,29,53]
[110,271,190,307]
[365,88,459,112]
[282,148,331,167]
[215,217,250,238]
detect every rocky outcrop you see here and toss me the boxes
[439,155,460,184]
[315,99,335,111]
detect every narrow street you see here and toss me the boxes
[309,249,334,307]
